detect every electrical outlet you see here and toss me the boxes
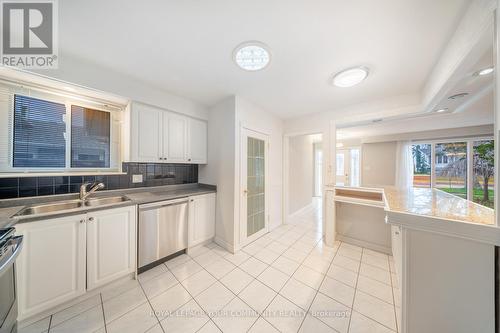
[132,174,143,183]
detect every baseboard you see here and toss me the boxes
[214,236,236,254]
[287,202,314,222]
[337,234,392,255]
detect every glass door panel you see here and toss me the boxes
[247,137,265,237]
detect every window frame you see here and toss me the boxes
[412,136,494,203]
[3,90,121,173]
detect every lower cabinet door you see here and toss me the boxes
[188,193,216,247]
[86,206,136,290]
[15,214,87,320]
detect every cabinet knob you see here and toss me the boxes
[395,231,400,235]
[188,158,191,161]
[80,219,85,223]
[88,217,94,222]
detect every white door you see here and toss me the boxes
[15,215,87,320]
[165,112,188,163]
[240,128,269,245]
[86,206,136,290]
[188,193,216,247]
[336,149,350,186]
[132,104,162,162]
[188,118,208,164]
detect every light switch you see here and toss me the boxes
[132,174,143,183]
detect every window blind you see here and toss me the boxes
[13,94,66,167]
[71,105,110,168]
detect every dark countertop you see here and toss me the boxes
[0,183,216,229]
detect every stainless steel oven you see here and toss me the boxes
[0,228,23,333]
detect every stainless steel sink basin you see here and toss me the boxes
[84,196,130,206]
[15,200,84,216]
[14,196,131,217]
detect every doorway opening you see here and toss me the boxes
[336,147,361,187]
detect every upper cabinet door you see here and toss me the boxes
[131,104,162,162]
[165,112,188,163]
[188,118,207,164]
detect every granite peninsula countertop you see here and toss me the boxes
[0,183,216,229]
[328,185,499,245]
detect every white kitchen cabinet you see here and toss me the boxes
[131,103,162,162]
[86,206,136,290]
[130,102,207,164]
[188,193,216,247]
[188,118,208,164]
[15,206,137,320]
[15,214,87,320]
[165,113,188,163]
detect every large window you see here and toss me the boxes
[473,140,494,208]
[411,139,494,207]
[71,105,110,168]
[435,142,467,199]
[9,94,116,171]
[13,95,66,168]
[412,144,431,187]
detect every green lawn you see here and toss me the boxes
[439,187,494,208]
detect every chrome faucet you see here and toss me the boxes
[80,182,105,201]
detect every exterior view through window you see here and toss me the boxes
[11,94,113,170]
[412,144,431,187]
[412,140,494,208]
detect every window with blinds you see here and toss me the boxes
[13,95,66,168]
[71,105,110,168]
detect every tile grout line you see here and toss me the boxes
[136,274,168,333]
[388,256,399,333]
[296,238,342,333]
[245,222,323,332]
[163,262,227,333]
[346,246,363,333]
[99,293,108,333]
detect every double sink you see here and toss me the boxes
[14,196,131,217]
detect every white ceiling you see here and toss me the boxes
[57,0,468,118]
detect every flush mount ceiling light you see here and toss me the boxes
[332,66,369,87]
[448,93,469,100]
[233,42,271,71]
[475,67,494,76]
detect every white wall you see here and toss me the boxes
[288,135,314,214]
[33,53,208,120]
[235,97,284,235]
[199,97,237,249]
[199,96,283,252]
[362,141,397,187]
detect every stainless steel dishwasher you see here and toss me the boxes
[138,197,188,272]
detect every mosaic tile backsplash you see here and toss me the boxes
[0,162,198,199]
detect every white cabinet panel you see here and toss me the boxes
[15,215,87,320]
[188,193,216,247]
[165,113,188,162]
[188,118,207,164]
[130,102,207,164]
[132,104,162,162]
[86,206,136,290]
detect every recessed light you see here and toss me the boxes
[435,108,448,113]
[332,66,369,87]
[233,42,271,71]
[64,86,76,92]
[372,118,383,123]
[448,93,468,100]
[475,67,494,76]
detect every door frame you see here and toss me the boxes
[239,127,270,246]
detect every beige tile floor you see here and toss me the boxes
[19,200,401,333]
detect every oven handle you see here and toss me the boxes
[0,235,23,275]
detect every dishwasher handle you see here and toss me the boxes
[139,197,189,211]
